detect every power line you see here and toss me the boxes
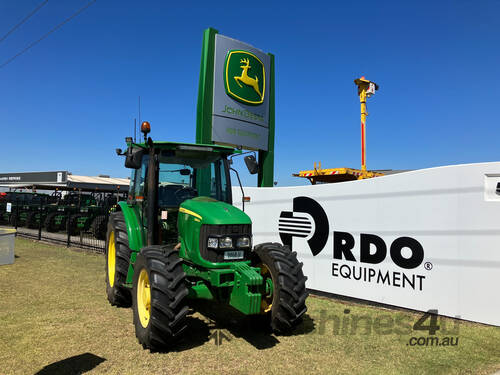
[0,0,96,70]
[0,0,49,44]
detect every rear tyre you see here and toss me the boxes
[91,215,107,240]
[253,242,309,333]
[26,211,38,229]
[68,214,81,235]
[44,212,58,232]
[132,246,188,351]
[105,212,132,307]
[59,215,68,232]
[9,213,18,227]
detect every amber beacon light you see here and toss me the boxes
[141,121,151,142]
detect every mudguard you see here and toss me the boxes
[117,201,145,252]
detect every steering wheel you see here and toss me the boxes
[174,186,198,204]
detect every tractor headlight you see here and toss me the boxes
[207,237,219,249]
[219,236,233,249]
[236,236,251,248]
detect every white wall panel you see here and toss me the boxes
[233,162,500,326]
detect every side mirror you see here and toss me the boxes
[244,155,259,175]
[180,169,191,176]
[125,147,144,169]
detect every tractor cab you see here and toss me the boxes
[124,140,240,246]
[61,193,96,208]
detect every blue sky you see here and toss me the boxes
[0,0,499,186]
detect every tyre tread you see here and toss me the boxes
[254,242,309,333]
[132,245,188,351]
[105,211,132,307]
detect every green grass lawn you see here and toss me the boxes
[0,238,499,375]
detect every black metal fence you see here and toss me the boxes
[0,196,114,253]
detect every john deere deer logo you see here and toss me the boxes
[234,58,262,98]
[224,50,265,105]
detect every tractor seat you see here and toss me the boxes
[158,184,184,207]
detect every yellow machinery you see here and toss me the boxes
[293,162,384,185]
[294,76,381,185]
[354,76,379,173]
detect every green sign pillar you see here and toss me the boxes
[196,27,275,188]
[258,53,275,187]
[195,27,218,195]
[196,27,217,145]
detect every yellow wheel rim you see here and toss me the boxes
[137,268,151,328]
[107,231,116,287]
[260,263,273,313]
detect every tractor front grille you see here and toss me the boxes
[199,224,252,263]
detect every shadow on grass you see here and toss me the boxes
[171,315,212,352]
[34,352,106,374]
[189,300,316,350]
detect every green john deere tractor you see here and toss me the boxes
[44,193,96,233]
[22,193,49,228]
[105,126,308,350]
[25,193,59,229]
[67,194,106,236]
[90,195,121,240]
[3,192,47,227]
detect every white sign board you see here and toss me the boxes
[6,203,11,213]
[233,162,500,326]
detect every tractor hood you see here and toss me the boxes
[179,197,251,225]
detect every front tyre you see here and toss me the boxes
[132,246,188,351]
[253,242,309,333]
[105,212,132,307]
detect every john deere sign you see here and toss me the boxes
[196,28,275,187]
[212,34,271,149]
[224,50,265,105]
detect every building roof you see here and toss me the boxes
[0,171,129,192]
